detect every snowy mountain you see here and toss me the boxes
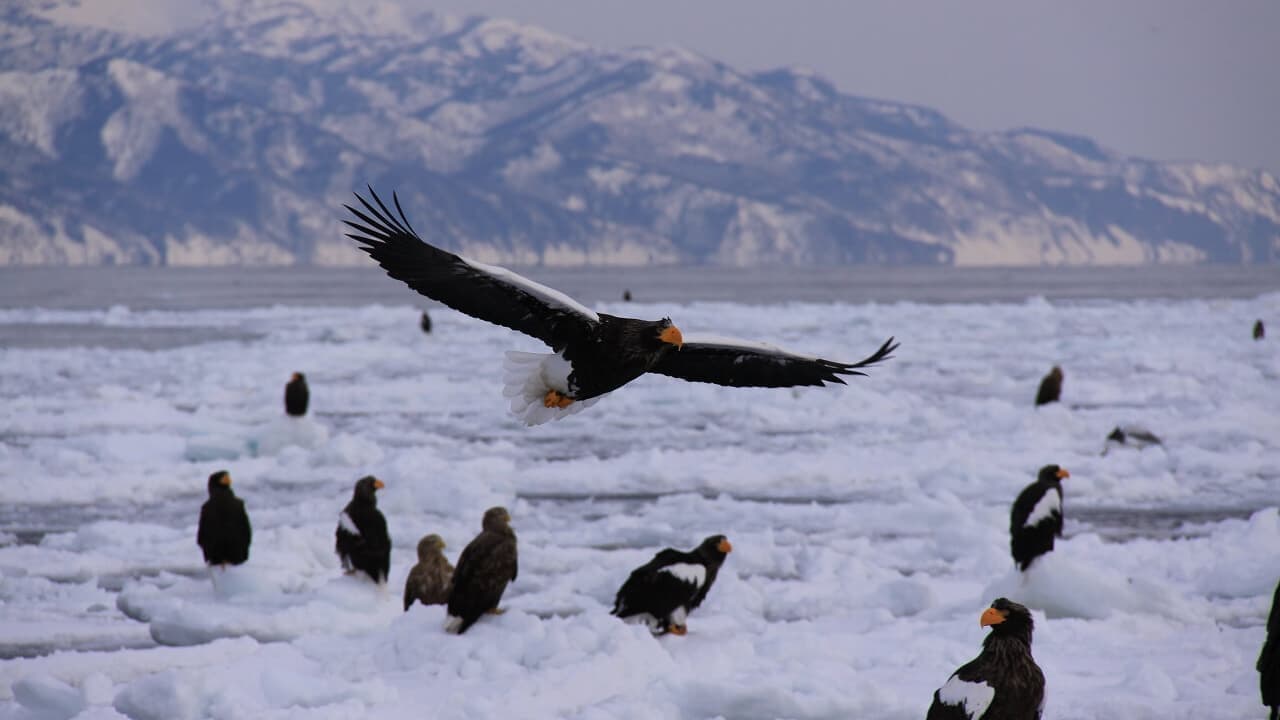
[3,0,1278,266]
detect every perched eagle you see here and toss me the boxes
[335,475,391,584]
[196,470,251,567]
[1260,579,1280,720]
[446,507,518,634]
[1033,366,1062,407]
[343,188,897,425]
[612,534,732,636]
[927,598,1045,720]
[1009,465,1069,572]
[285,372,309,417]
[404,534,453,611]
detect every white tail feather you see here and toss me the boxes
[502,351,602,425]
[444,614,464,634]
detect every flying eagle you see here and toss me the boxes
[197,470,251,568]
[926,598,1045,720]
[343,188,897,425]
[611,534,732,636]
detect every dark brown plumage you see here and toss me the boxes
[927,598,1044,720]
[1010,465,1068,572]
[285,372,309,416]
[446,507,517,634]
[1034,366,1062,407]
[1260,579,1280,719]
[197,470,251,567]
[334,476,390,584]
[343,188,896,425]
[403,534,452,611]
[611,535,732,636]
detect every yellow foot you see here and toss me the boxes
[667,624,687,636]
[487,607,506,615]
[543,390,575,409]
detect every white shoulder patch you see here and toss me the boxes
[1024,488,1062,528]
[680,333,821,361]
[660,563,706,587]
[937,675,995,720]
[338,511,360,536]
[462,257,599,322]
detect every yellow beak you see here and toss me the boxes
[660,325,684,349]
[980,607,1006,627]
[1057,468,1070,479]
[373,479,385,490]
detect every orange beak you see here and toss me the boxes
[1057,468,1070,480]
[220,474,232,486]
[373,479,385,490]
[660,325,683,349]
[980,607,1006,627]
[718,538,733,553]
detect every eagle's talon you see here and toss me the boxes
[668,624,688,636]
[487,607,506,615]
[543,390,574,409]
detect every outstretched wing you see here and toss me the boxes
[343,188,598,350]
[649,335,897,388]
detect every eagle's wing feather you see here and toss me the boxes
[650,335,897,388]
[344,188,598,350]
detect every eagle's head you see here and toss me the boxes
[207,470,233,495]
[695,534,732,562]
[417,533,446,560]
[353,475,384,502]
[981,597,1034,645]
[654,317,683,350]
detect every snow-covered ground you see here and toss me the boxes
[1,287,1278,719]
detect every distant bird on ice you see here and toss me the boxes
[1260,579,1280,720]
[1257,320,1266,340]
[1034,366,1062,407]
[284,372,309,417]
[343,188,897,425]
[622,289,632,302]
[420,310,432,334]
[446,507,518,634]
[1010,465,1069,572]
[335,476,390,584]
[1101,424,1162,456]
[612,534,732,636]
[926,598,1045,720]
[404,533,452,611]
[197,470,252,568]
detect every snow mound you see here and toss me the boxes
[117,570,399,647]
[982,543,1195,621]
[247,416,330,456]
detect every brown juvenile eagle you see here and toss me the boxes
[403,533,452,611]
[344,188,897,425]
[446,507,517,635]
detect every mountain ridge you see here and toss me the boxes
[2,0,1278,266]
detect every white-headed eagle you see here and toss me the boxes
[344,188,898,425]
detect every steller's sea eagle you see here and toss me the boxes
[344,188,897,425]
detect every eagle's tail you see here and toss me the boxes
[501,351,601,425]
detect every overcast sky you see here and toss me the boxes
[418,0,1279,176]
